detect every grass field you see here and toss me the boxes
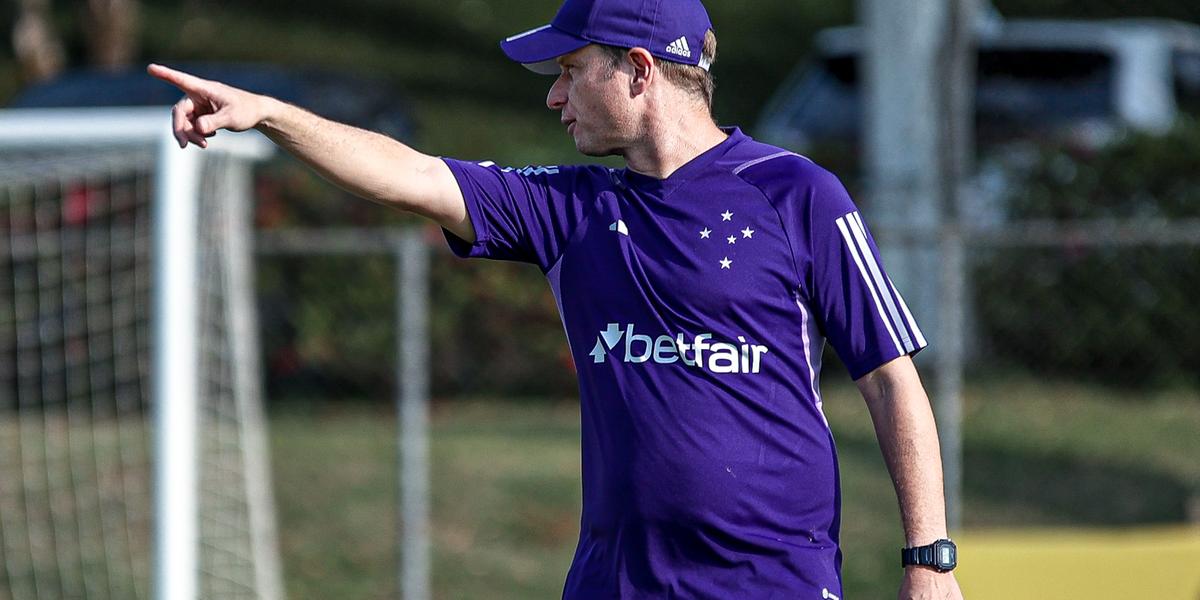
[268,378,1200,599]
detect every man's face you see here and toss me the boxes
[546,45,639,157]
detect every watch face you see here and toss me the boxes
[934,540,957,570]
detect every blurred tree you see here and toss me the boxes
[11,0,140,81]
[12,0,65,81]
[975,118,1200,389]
[83,0,140,68]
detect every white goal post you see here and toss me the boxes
[0,107,281,600]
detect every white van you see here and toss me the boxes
[755,18,1200,155]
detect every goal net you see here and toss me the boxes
[0,108,282,600]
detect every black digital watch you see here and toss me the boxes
[901,538,957,572]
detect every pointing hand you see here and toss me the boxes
[147,63,269,149]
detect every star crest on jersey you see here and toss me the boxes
[697,209,753,270]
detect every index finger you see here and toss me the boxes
[147,63,208,94]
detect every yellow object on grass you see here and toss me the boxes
[955,526,1200,599]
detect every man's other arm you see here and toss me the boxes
[855,356,964,599]
[147,64,474,242]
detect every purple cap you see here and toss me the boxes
[501,0,713,75]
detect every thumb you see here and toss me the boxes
[196,109,231,136]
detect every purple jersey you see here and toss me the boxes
[442,128,925,599]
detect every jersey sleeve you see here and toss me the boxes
[739,155,927,380]
[441,158,596,271]
[801,168,927,379]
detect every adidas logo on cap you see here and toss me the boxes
[665,36,692,58]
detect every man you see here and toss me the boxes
[150,0,964,597]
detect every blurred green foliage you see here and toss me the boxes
[975,118,1200,387]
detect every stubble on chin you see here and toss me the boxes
[578,145,621,158]
[575,138,621,158]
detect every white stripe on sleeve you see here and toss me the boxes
[846,212,916,353]
[889,277,927,349]
[835,215,904,355]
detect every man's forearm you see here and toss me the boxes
[255,98,469,234]
[148,62,474,239]
[856,356,949,546]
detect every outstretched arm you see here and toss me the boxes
[147,63,474,242]
[855,356,963,600]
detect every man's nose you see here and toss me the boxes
[546,76,567,110]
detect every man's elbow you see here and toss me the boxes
[856,355,923,407]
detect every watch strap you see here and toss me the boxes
[901,545,935,566]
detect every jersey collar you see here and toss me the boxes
[620,127,747,197]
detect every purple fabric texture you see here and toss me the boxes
[442,128,925,598]
[501,0,714,72]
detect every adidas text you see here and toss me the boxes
[665,36,692,58]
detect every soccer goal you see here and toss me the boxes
[0,108,282,600]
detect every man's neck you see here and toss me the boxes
[622,111,729,180]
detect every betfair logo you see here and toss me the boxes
[588,323,769,374]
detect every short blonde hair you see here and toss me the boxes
[599,29,718,111]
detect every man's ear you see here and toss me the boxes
[627,47,655,95]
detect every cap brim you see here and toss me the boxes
[501,24,590,75]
